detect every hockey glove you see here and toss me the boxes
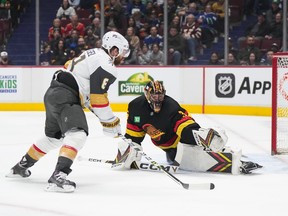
[101,116,121,138]
[111,140,142,170]
[192,128,228,152]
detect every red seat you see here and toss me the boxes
[260,38,282,52]
[76,9,91,19]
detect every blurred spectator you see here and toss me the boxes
[0,51,12,65]
[197,4,218,48]
[75,37,88,55]
[68,0,81,9]
[48,18,66,41]
[147,9,161,28]
[197,0,210,13]
[94,38,102,49]
[149,43,164,65]
[260,49,274,66]
[271,42,280,53]
[88,17,101,38]
[127,16,140,36]
[56,0,76,20]
[40,43,52,66]
[137,43,151,65]
[167,0,177,24]
[124,27,140,65]
[84,26,98,49]
[143,26,163,50]
[245,52,260,65]
[211,0,224,35]
[168,26,185,65]
[208,51,223,65]
[265,12,283,40]
[237,35,262,65]
[65,29,80,51]
[65,15,85,37]
[169,15,181,31]
[238,12,270,46]
[48,29,63,51]
[0,0,10,19]
[227,52,239,65]
[186,2,199,18]
[266,0,282,25]
[105,0,126,34]
[126,0,146,17]
[219,37,239,62]
[181,14,201,61]
[51,39,68,65]
[176,0,190,26]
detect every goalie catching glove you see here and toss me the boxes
[192,128,228,152]
[111,140,142,170]
[101,116,121,138]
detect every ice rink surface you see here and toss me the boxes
[0,111,288,216]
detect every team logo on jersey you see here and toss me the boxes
[118,72,157,96]
[215,73,235,98]
[134,116,140,123]
[142,124,164,141]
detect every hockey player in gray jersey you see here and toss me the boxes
[6,31,130,193]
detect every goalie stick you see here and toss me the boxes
[77,156,180,173]
[118,134,215,190]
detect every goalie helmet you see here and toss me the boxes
[102,31,130,58]
[144,80,166,113]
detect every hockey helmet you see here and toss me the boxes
[102,31,130,58]
[144,80,166,113]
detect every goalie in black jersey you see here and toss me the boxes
[113,80,262,175]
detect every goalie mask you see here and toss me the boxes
[144,81,166,113]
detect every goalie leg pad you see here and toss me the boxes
[192,128,228,152]
[175,143,242,175]
[112,141,142,170]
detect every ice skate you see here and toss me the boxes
[6,163,31,178]
[240,161,263,174]
[45,171,76,193]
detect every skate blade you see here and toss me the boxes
[5,170,28,178]
[45,183,75,193]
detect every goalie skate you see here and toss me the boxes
[45,171,76,193]
[6,163,31,178]
[240,161,263,174]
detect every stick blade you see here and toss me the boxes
[183,183,215,190]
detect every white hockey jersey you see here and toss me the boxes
[65,48,118,122]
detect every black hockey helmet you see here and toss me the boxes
[144,80,166,113]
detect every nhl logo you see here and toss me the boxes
[218,76,232,95]
[215,73,235,98]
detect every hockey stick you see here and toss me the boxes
[118,134,215,190]
[77,156,180,173]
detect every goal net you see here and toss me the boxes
[272,52,288,155]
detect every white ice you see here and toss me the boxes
[0,111,288,216]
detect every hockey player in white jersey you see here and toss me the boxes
[6,31,130,193]
[113,81,262,175]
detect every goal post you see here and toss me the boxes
[272,52,288,155]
